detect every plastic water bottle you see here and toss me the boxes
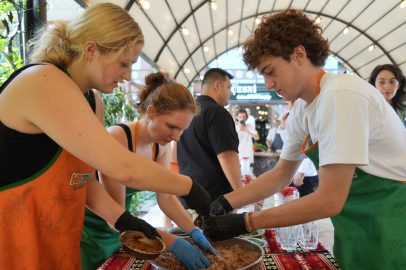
[274,187,299,207]
[241,157,251,177]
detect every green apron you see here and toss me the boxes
[81,121,156,270]
[80,187,141,270]
[301,70,406,269]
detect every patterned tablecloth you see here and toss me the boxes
[97,229,341,270]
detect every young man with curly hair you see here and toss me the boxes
[202,9,406,269]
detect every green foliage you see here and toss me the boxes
[99,86,138,128]
[253,142,268,152]
[129,191,157,217]
[0,0,24,86]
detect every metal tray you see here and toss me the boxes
[149,237,264,270]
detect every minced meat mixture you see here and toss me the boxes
[152,243,260,270]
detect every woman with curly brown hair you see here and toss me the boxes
[202,8,406,270]
[368,64,406,124]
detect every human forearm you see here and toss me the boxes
[157,193,196,233]
[86,179,125,225]
[266,140,271,148]
[116,157,193,196]
[217,150,243,190]
[158,229,178,249]
[252,163,355,229]
[248,131,259,140]
[224,158,300,209]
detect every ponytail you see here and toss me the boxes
[26,3,144,66]
[134,72,199,116]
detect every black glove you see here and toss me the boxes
[115,211,161,239]
[210,195,234,216]
[194,195,234,228]
[202,213,249,242]
[180,178,211,216]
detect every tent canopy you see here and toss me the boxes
[72,0,406,85]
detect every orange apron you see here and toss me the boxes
[0,147,93,270]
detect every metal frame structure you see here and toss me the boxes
[76,0,406,86]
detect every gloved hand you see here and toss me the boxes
[169,237,211,270]
[114,211,161,239]
[180,178,211,216]
[210,195,234,216]
[194,195,234,228]
[203,213,249,242]
[188,228,217,254]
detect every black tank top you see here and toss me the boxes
[0,64,96,187]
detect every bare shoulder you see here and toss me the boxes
[107,123,133,149]
[0,64,82,133]
[158,143,171,158]
[11,64,72,87]
[1,64,79,99]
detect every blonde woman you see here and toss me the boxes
[0,4,210,269]
[81,72,214,269]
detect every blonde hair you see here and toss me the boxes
[134,72,199,116]
[27,3,144,66]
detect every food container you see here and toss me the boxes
[120,231,166,260]
[149,237,264,270]
[239,229,265,239]
[248,238,268,249]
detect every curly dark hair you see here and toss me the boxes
[368,64,406,114]
[243,8,330,70]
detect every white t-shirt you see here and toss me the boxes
[278,126,318,177]
[236,123,257,164]
[266,127,279,142]
[246,115,256,128]
[281,72,406,182]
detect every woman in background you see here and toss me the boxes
[81,72,214,270]
[369,64,406,124]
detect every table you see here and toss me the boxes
[97,229,341,270]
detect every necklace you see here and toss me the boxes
[134,120,155,160]
[136,142,153,158]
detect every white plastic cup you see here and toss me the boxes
[275,228,280,243]
[300,223,320,250]
[279,226,300,251]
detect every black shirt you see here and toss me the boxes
[177,95,239,207]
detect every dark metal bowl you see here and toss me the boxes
[149,237,264,270]
[120,231,166,260]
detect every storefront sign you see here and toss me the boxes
[236,94,272,100]
[231,84,257,95]
[230,84,282,101]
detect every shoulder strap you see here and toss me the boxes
[154,143,159,161]
[114,123,133,152]
[96,123,131,181]
[87,90,96,113]
[0,64,45,94]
